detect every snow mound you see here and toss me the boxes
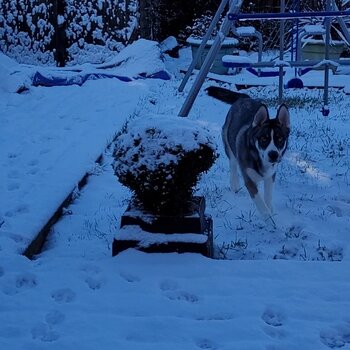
[0,53,30,93]
[97,39,168,78]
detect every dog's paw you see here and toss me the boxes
[230,181,240,193]
[231,186,243,194]
[229,173,240,193]
[263,214,277,229]
[253,212,276,230]
[267,204,274,213]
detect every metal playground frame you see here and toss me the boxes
[178,0,350,117]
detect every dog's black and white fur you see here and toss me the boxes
[207,86,290,227]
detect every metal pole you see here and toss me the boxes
[332,0,350,46]
[323,0,331,115]
[178,0,243,117]
[278,0,285,104]
[178,0,229,92]
[228,10,350,20]
[293,0,300,75]
[221,59,350,68]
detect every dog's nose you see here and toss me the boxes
[268,151,279,163]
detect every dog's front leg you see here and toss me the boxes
[229,157,240,192]
[264,174,275,212]
[244,172,276,228]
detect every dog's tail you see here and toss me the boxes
[206,86,249,104]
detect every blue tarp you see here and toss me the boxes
[32,70,171,87]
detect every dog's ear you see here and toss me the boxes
[276,104,290,129]
[252,105,269,127]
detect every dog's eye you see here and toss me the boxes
[276,136,283,143]
[260,136,268,143]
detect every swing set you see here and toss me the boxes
[178,0,350,117]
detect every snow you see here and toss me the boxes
[1,40,350,349]
[160,36,178,53]
[0,52,30,93]
[0,39,169,253]
[222,55,253,64]
[116,226,208,247]
[235,26,257,36]
[303,24,326,35]
[94,39,167,77]
[186,36,238,46]
[57,15,65,26]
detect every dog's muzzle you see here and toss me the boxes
[268,150,279,163]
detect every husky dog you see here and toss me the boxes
[206,86,290,227]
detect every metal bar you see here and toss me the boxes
[323,0,332,115]
[293,0,301,77]
[228,10,350,21]
[332,0,350,46]
[178,0,229,92]
[336,17,350,46]
[224,59,350,68]
[278,0,285,104]
[178,0,243,117]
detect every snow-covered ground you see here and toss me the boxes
[1,40,350,349]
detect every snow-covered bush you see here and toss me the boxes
[182,10,238,51]
[139,0,220,43]
[65,0,138,65]
[183,11,223,40]
[0,0,138,66]
[113,114,217,215]
[0,0,55,65]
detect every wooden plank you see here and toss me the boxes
[22,151,104,259]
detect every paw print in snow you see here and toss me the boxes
[159,279,179,292]
[320,323,350,348]
[80,264,101,275]
[261,306,288,340]
[85,276,103,290]
[31,323,59,342]
[51,288,76,303]
[7,183,20,191]
[16,273,38,289]
[165,290,199,303]
[120,272,140,283]
[45,310,65,326]
[262,307,285,327]
[196,338,218,349]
